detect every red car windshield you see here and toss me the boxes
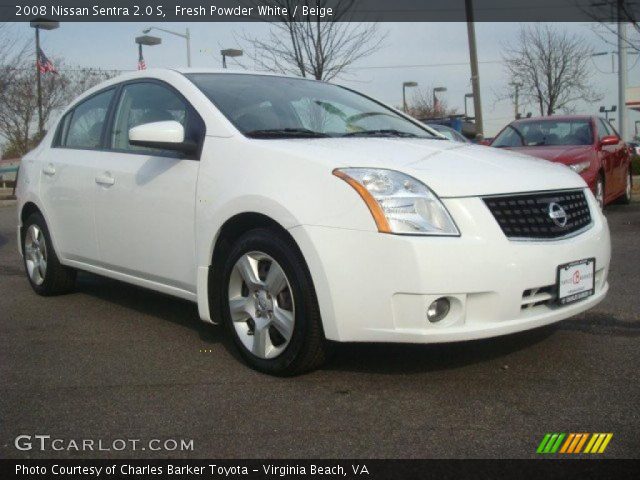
[492,120,593,147]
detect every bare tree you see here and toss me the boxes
[239,0,385,80]
[502,24,603,116]
[405,87,458,120]
[0,60,117,158]
[584,0,640,53]
[0,24,30,106]
[0,23,30,157]
[0,23,25,66]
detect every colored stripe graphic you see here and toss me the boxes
[567,433,582,453]
[550,433,565,453]
[537,433,552,453]
[598,433,613,453]
[543,433,559,453]
[538,433,613,454]
[537,433,565,454]
[559,433,575,453]
[574,433,589,453]
[584,433,613,454]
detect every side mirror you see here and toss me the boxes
[129,121,197,154]
[599,135,619,147]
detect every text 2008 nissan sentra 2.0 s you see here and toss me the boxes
[16,69,610,375]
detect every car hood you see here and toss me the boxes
[498,145,593,164]
[256,137,586,197]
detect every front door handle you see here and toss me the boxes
[95,173,115,187]
[42,164,56,176]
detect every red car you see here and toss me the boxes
[490,115,632,208]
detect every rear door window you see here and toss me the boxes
[64,89,115,149]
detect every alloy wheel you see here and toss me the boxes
[228,251,295,359]
[24,224,47,286]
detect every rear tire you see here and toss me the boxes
[22,212,76,296]
[217,228,327,376]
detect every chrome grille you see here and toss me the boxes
[521,285,556,309]
[483,190,592,240]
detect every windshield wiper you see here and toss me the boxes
[343,129,429,138]
[245,128,330,138]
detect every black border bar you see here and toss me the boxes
[2,459,640,480]
[1,0,640,22]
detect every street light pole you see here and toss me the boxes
[600,105,617,122]
[402,81,418,113]
[30,19,59,138]
[510,82,522,119]
[432,87,447,115]
[617,0,628,140]
[402,86,406,112]
[464,93,474,119]
[220,49,243,69]
[186,27,191,67]
[142,26,191,67]
[35,26,42,136]
[465,0,484,139]
[135,35,162,70]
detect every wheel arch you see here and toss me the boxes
[19,202,43,253]
[201,211,314,325]
[595,167,606,201]
[21,201,42,224]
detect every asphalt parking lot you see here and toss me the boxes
[1,203,639,459]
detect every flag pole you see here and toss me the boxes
[35,26,43,137]
[30,19,59,138]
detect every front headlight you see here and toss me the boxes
[333,168,460,236]
[568,161,591,174]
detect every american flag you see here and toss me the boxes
[137,44,146,71]
[36,47,57,74]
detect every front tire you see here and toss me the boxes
[218,228,327,376]
[595,174,605,210]
[616,168,632,205]
[22,212,76,296]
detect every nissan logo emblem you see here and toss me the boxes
[548,202,568,228]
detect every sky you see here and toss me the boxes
[7,21,640,138]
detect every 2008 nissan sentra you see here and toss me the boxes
[15,69,611,375]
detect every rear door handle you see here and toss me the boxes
[95,173,115,187]
[42,164,56,176]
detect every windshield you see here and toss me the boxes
[431,125,467,143]
[186,73,438,139]
[492,120,593,147]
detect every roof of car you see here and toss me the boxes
[67,68,319,114]
[100,68,307,87]
[511,115,594,124]
[173,67,294,77]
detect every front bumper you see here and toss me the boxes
[290,190,611,343]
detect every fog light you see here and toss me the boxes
[427,297,450,323]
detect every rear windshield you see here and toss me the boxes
[492,120,593,147]
[186,73,437,139]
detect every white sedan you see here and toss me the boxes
[16,69,610,375]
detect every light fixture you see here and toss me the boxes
[427,298,450,323]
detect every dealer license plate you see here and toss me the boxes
[557,258,595,305]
